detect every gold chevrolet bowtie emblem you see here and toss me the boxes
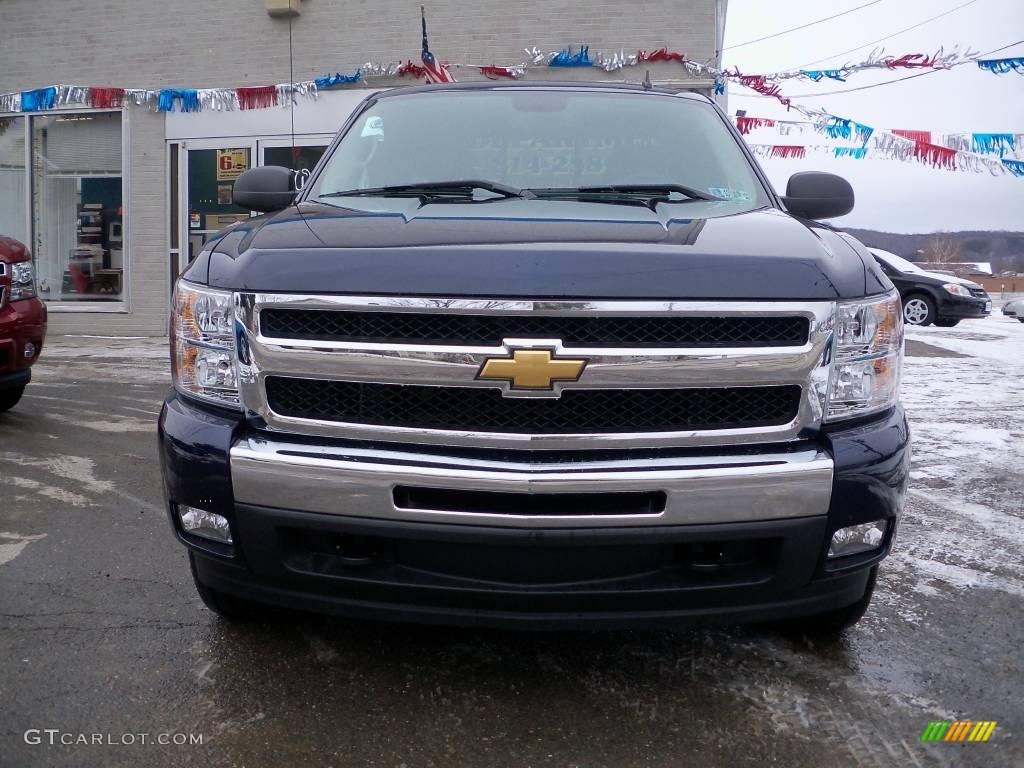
[477,349,587,390]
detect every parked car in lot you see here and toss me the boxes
[0,236,46,412]
[869,248,991,326]
[160,82,910,634]
[1002,298,1024,322]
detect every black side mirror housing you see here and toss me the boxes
[232,166,296,213]
[781,171,854,219]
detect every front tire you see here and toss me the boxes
[782,566,878,636]
[189,553,273,621]
[902,295,936,326]
[0,386,25,413]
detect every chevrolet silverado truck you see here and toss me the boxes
[0,235,46,413]
[159,82,910,632]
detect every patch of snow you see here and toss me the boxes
[26,456,113,495]
[43,413,157,433]
[905,315,1024,362]
[0,532,47,566]
[898,554,1024,599]
[0,475,92,507]
[63,334,149,340]
[887,315,1024,602]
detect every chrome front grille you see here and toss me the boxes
[259,308,810,348]
[236,294,835,450]
[265,378,803,434]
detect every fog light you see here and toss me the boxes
[178,505,233,544]
[828,521,886,558]
[24,342,36,358]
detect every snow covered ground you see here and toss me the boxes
[894,315,1024,603]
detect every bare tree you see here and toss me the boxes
[922,233,962,264]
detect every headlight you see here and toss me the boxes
[943,283,970,297]
[10,261,37,300]
[170,280,240,408]
[825,291,902,422]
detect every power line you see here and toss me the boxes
[787,67,942,97]
[779,39,1023,97]
[724,1,882,51]
[729,40,1023,101]
[791,0,981,70]
[727,68,939,98]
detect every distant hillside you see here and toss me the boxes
[843,229,1024,274]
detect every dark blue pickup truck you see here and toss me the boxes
[159,82,909,633]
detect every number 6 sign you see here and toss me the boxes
[216,149,250,181]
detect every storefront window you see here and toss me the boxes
[31,111,124,302]
[263,145,327,191]
[0,116,28,244]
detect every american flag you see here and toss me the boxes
[421,6,456,83]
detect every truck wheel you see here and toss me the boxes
[0,386,25,413]
[189,553,273,621]
[934,319,960,327]
[783,566,878,637]
[902,295,935,326]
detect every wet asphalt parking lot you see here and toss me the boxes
[0,316,1021,768]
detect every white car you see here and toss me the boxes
[1002,299,1024,322]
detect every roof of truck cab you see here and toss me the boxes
[371,80,715,103]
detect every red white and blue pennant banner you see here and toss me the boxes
[976,57,1024,75]
[737,111,1023,176]
[0,40,1003,115]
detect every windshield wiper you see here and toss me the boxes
[528,184,719,202]
[319,180,529,200]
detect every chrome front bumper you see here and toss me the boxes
[230,436,834,528]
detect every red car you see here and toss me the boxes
[0,236,47,412]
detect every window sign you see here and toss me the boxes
[215,149,249,181]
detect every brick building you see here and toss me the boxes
[0,0,727,335]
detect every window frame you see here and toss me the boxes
[0,106,131,313]
[0,114,31,253]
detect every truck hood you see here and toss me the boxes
[194,200,885,300]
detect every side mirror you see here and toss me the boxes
[782,172,854,219]
[232,166,296,213]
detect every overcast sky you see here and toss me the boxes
[721,0,1024,233]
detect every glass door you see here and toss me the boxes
[258,136,333,193]
[169,136,332,294]
[179,139,258,266]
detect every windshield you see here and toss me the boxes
[873,250,923,274]
[309,90,769,210]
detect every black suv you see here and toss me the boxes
[870,248,991,327]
